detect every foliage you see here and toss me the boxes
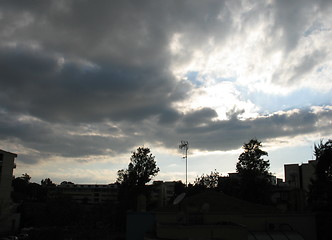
[60,181,74,185]
[236,138,273,204]
[314,139,332,181]
[236,139,270,176]
[308,139,332,209]
[117,147,159,186]
[19,173,31,183]
[12,174,48,202]
[41,178,56,187]
[194,170,221,189]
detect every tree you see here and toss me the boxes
[116,147,159,220]
[41,178,56,187]
[194,170,221,189]
[19,173,31,183]
[60,181,74,185]
[308,139,332,209]
[314,139,332,181]
[236,139,270,176]
[236,139,272,204]
[117,147,160,186]
[12,174,48,202]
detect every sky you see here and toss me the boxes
[1,0,332,184]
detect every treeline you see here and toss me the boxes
[114,139,273,208]
[12,174,55,203]
[185,138,332,210]
[11,138,332,237]
[11,175,117,239]
[12,138,332,209]
[191,139,273,205]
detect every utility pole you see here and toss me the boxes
[179,140,189,187]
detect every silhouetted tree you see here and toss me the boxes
[236,139,270,176]
[314,139,332,180]
[41,178,56,187]
[117,147,160,186]
[12,175,47,202]
[116,147,160,227]
[236,138,273,204]
[308,139,332,210]
[20,173,31,183]
[60,181,74,185]
[194,170,221,189]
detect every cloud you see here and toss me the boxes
[161,106,332,152]
[0,0,332,171]
[0,44,182,123]
[3,104,331,165]
[182,108,218,127]
[168,0,332,94]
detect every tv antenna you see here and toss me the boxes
[173,192,186,205]
[179,140,189,187]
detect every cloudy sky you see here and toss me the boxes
[1,0,332,184]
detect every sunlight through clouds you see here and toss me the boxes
[173,80,259,120]
[1,0,331,183]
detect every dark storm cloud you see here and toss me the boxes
[0,45,179,122]
[0,0,229,123]
[0,110,145,163]
[182,108,218,127]
[154,107,332,152]
[3,105,331,164]
[158,107,183,125]
[107,106,330,158]
[0,0,227,65]
[1,0,331,165]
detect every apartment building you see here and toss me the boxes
[150,181,176,207]
[284,160,316,192]
[0,149,20,234]
[49,183,118,204]
[0,150,17,211]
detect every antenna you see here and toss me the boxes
[173,192,186,205]
[179,140,189,187]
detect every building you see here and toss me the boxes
[0,150,20,234]
[268,160,317,212]
[0,150,17,207]
[150,181,175,207]
[284,160,316,192]
[226,172,280,185]
[127,191,317,240]
[49,183,118,204]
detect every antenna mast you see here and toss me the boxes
[179,140,189,187]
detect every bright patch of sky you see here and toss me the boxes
[242,87,332,114]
